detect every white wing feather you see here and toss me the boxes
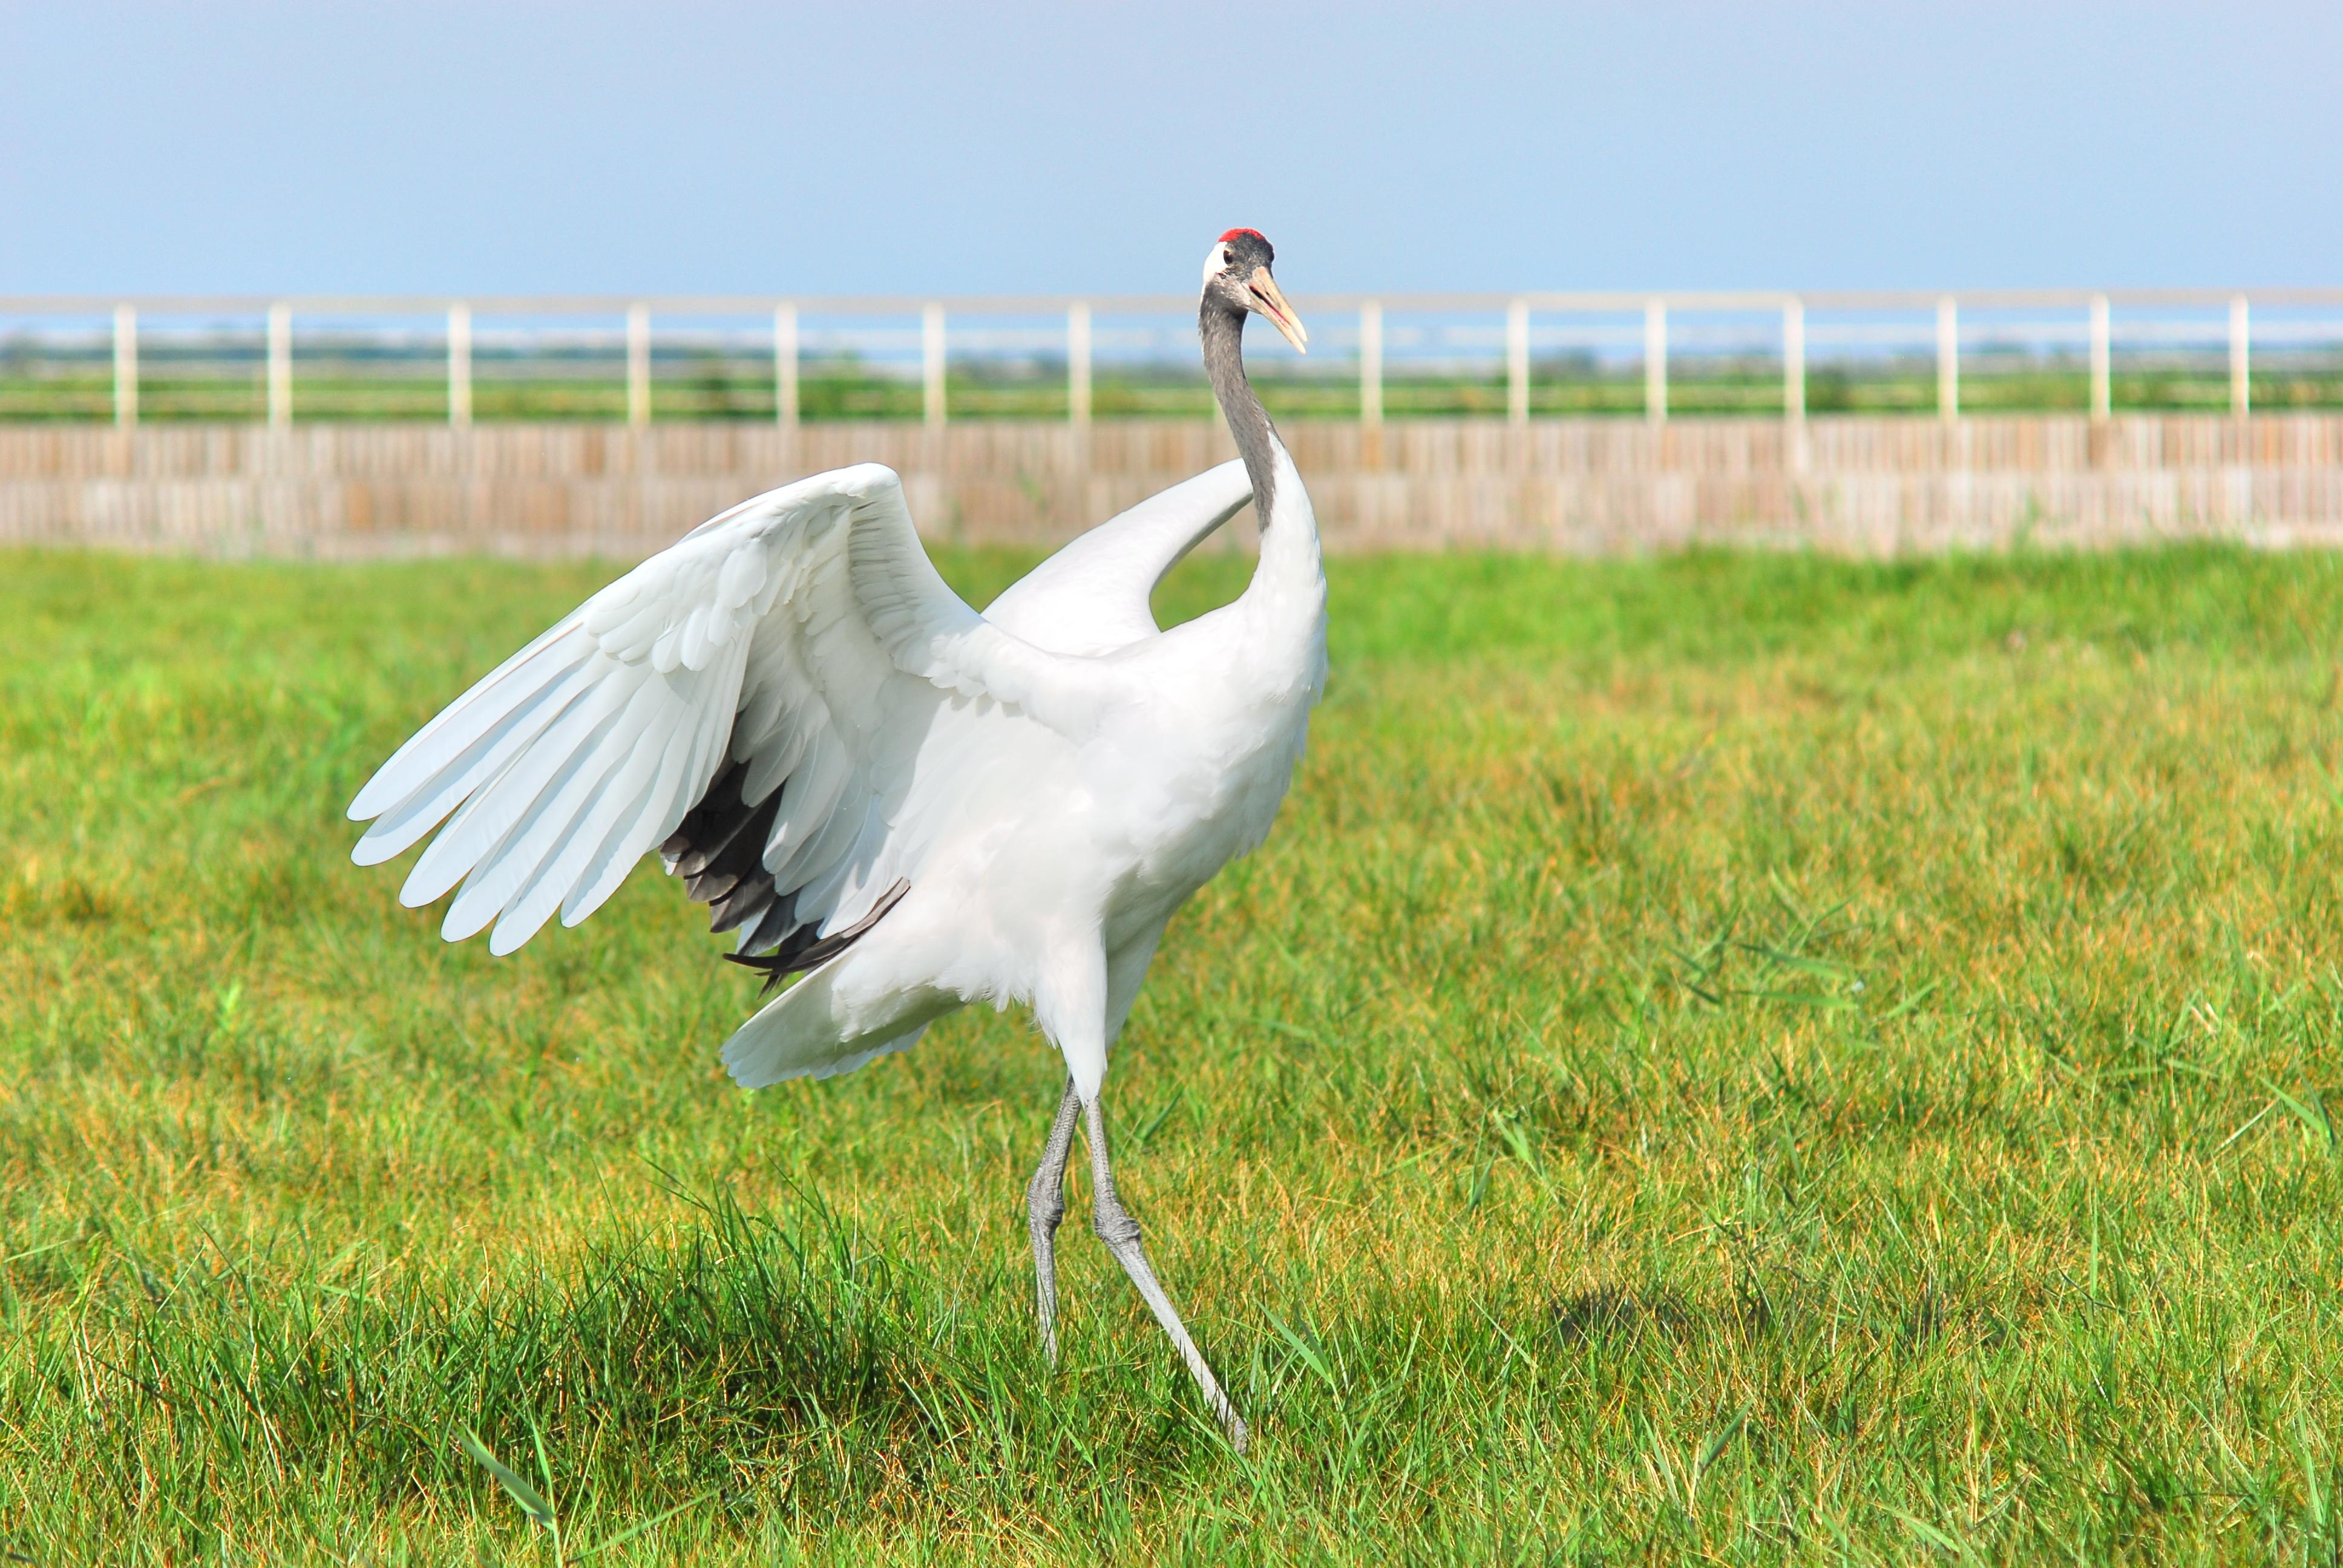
[348,463,1115,957]
[985,460,1252,655]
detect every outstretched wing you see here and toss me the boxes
[347,463,1109,958]
[983,460,1251,655]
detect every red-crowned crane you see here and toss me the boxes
[347,230,1320,1449]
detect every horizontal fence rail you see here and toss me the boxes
[5,289,2342,431]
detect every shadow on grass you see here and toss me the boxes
[1550,1271,2017,1357]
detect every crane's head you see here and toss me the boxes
[1202,229,1308,354]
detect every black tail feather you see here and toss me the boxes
[723,880,911,996]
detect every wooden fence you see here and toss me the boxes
[3,415,2339,558]
[13,286,2342,430]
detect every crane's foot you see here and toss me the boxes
[1024,1077,1082,1364]
[1083,1097,1250,1452]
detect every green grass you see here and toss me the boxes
[7,540,2343,1562]
[8,356,2343,422]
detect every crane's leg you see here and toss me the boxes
[1024,1076,1083,1362]
[1083,1096,1250,1452]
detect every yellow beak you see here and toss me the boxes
[1247,267,1309,354]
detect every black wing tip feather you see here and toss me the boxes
[665,760,908,993]
[663,761,771,876]
[666,759,790,947]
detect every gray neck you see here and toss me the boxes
[1200,301,1278,524]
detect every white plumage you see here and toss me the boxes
[349,230,1322,1448]
[349,452,1319,1092]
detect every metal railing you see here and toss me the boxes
[5,287,2342,429]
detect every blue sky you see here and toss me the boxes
[2,2,2333,296]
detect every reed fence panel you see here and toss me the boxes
[3,415,2338,558]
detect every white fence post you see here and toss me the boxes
[2229,295,2250,419]
[1783,296,1806,472]
[775,303,799,430]
[10,285,2332,440]
[1067,301,1091,433]
[922,302,946,427]
[1782,297,1805,422]
[626,303,651,426]
[1936,296,1959,422]
[267,302,292,426]
[2089,294,2111,420]
[113,304,137,428]
[1643,299,1667,425]
[1506,299,1530,428]
[447,302,471,428]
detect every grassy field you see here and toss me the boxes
[7,540,2343,1562]
[7,350,2343,422]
